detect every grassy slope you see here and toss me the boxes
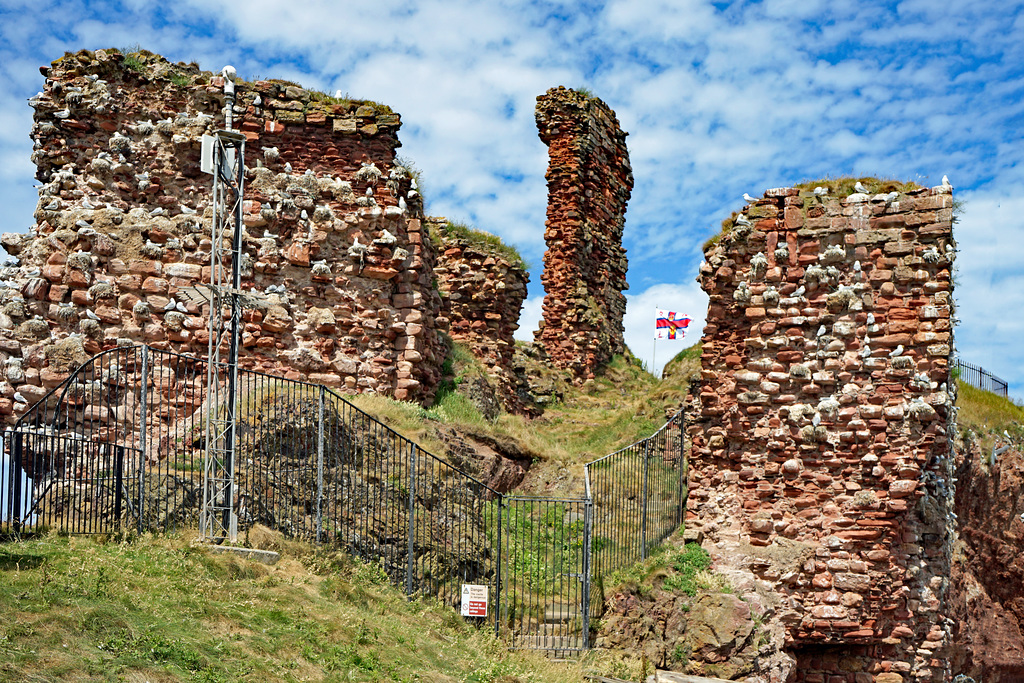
[0,529,649,682]
[955,382,1024,453]
[349,346,700,496]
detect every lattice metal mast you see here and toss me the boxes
[199,66,246,542]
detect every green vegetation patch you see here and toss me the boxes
[956,381,1024,453]
[0,532,624,682]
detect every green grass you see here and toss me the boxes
[956,381,1024,453]
[793,175,924,196]
[0,531,636,682]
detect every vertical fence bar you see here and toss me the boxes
[495,495,503,637]
[114,444,125,529]
[640,439,650,560]
[315,386,325,544]
[11,431,23,534]
[138,346,149,533]
[406,443,417,596]
[581,495,592,649]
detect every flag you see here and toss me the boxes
[656,310,691,340]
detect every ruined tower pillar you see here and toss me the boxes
[688,182,957,680]
[534,87,633,381]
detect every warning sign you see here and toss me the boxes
[460,584,488,617]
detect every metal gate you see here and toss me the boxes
[501,496,592,656]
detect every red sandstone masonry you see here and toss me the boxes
[688,184,957,682]
[429,218,530,414]
[0,48,445,422]
[533,87,632,381]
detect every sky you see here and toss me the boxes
[1,0,1022,399]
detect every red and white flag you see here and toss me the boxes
[656,310,691,340]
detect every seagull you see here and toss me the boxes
[82,197,97,210]
[814,186,828,196]
[410,178,418,190]
[284,162,293,173]
[889,345,904,358]
[179,205,196,215]
[263,230,279,239]
[866,313,875,325]
[14,392,26,404]
[300,209,308,221]
[942,175,952,189]
[334,90,344,98]
[854,181,869,194]
[860,345,872,358]
[175,301,188,313]
[816,325,826,337]
[812,413,821,427]
[365,186,374,196]
[735,214,752,227]
[163,299,177,312]
[793,285,805,297]
[85,309,100,321]
[253,94,262,107]
[743,193,758,203]
[348,237,367,258]
[398,196,407,212]
[884,191,899,203]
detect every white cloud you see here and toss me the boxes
[0,0,1022,399]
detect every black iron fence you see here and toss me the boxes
[954,358,1009,397]
[1,345,685,654]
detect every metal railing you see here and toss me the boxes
[1,344,685,654]
[954,358,1009,397]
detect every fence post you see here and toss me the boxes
[138,346,149,534]
[114,444,125,529]
[677,415,686,527]
[641,439,650,560]
[315,386,325,544]
[581,495,593,649]
[11,431,23,534]
[406,443,417,596]
[495,495,503,638]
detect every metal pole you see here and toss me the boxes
[640,439,650,560]
[114,444,124,529]
[11,432,23,534]
[582,496,593,649]
[138,346,149,534]
[315,387,325,544]
[406,444,417,595]
[495,495,503,638]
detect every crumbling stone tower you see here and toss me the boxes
[534,87,633,381]
[1,48,446,422]
[688,182,957,681]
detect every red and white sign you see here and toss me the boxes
[461,584,488,617]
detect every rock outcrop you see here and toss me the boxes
[948,439,1024,680]
[688,182,957,681]
[534,87,632,382]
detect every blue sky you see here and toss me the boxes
[2,0,1023,398]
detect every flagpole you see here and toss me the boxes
[653,306,658,376]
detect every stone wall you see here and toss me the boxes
[0,48,445,422]
[533,86,632,381]
[429,218,530,413]
[687,182,957,681]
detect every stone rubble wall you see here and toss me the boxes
[533,86,632,382]
[687,184,957,682]
[0,48,446,423]
[429,218,530,414]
